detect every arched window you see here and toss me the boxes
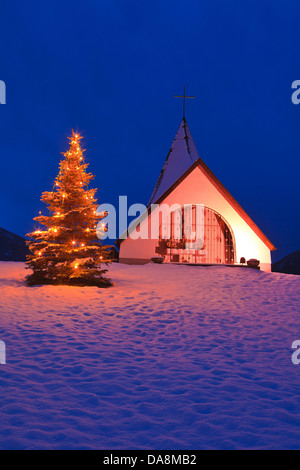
[155,205,235,264]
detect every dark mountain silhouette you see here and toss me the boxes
[0,227,29,261]
[272,250,300,275]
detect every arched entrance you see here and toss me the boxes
[155,205,235,264]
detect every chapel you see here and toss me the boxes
[118,106,276,272]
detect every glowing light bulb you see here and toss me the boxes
[72,241,76,245]
[81,243,84,247]
[38,252,42,256]
[54,228,57,233]
[63,194,66,198]
[86,228,90,232]
[74,264,78,269]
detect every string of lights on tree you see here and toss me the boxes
[26,130,112,287]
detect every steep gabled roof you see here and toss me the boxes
[156,159,276,251]
[118,158,276,251]
[148,117,200,206]
[118,118,276,251]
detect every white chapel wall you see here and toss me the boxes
[119,166,273,272]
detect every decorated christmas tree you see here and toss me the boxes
[26,130,112,287]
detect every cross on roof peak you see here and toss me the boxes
[174,85,195,118]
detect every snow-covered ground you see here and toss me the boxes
[0,261,300,450]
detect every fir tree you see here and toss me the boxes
[26,130,112,287]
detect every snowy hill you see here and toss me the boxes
[0,262,300,450]
[272,250,300,275]
[0,227,29,261]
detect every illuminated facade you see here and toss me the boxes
[119,118,276,271]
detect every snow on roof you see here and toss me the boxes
[148,117,200,206]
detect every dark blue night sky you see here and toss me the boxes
[0,0,299,261]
